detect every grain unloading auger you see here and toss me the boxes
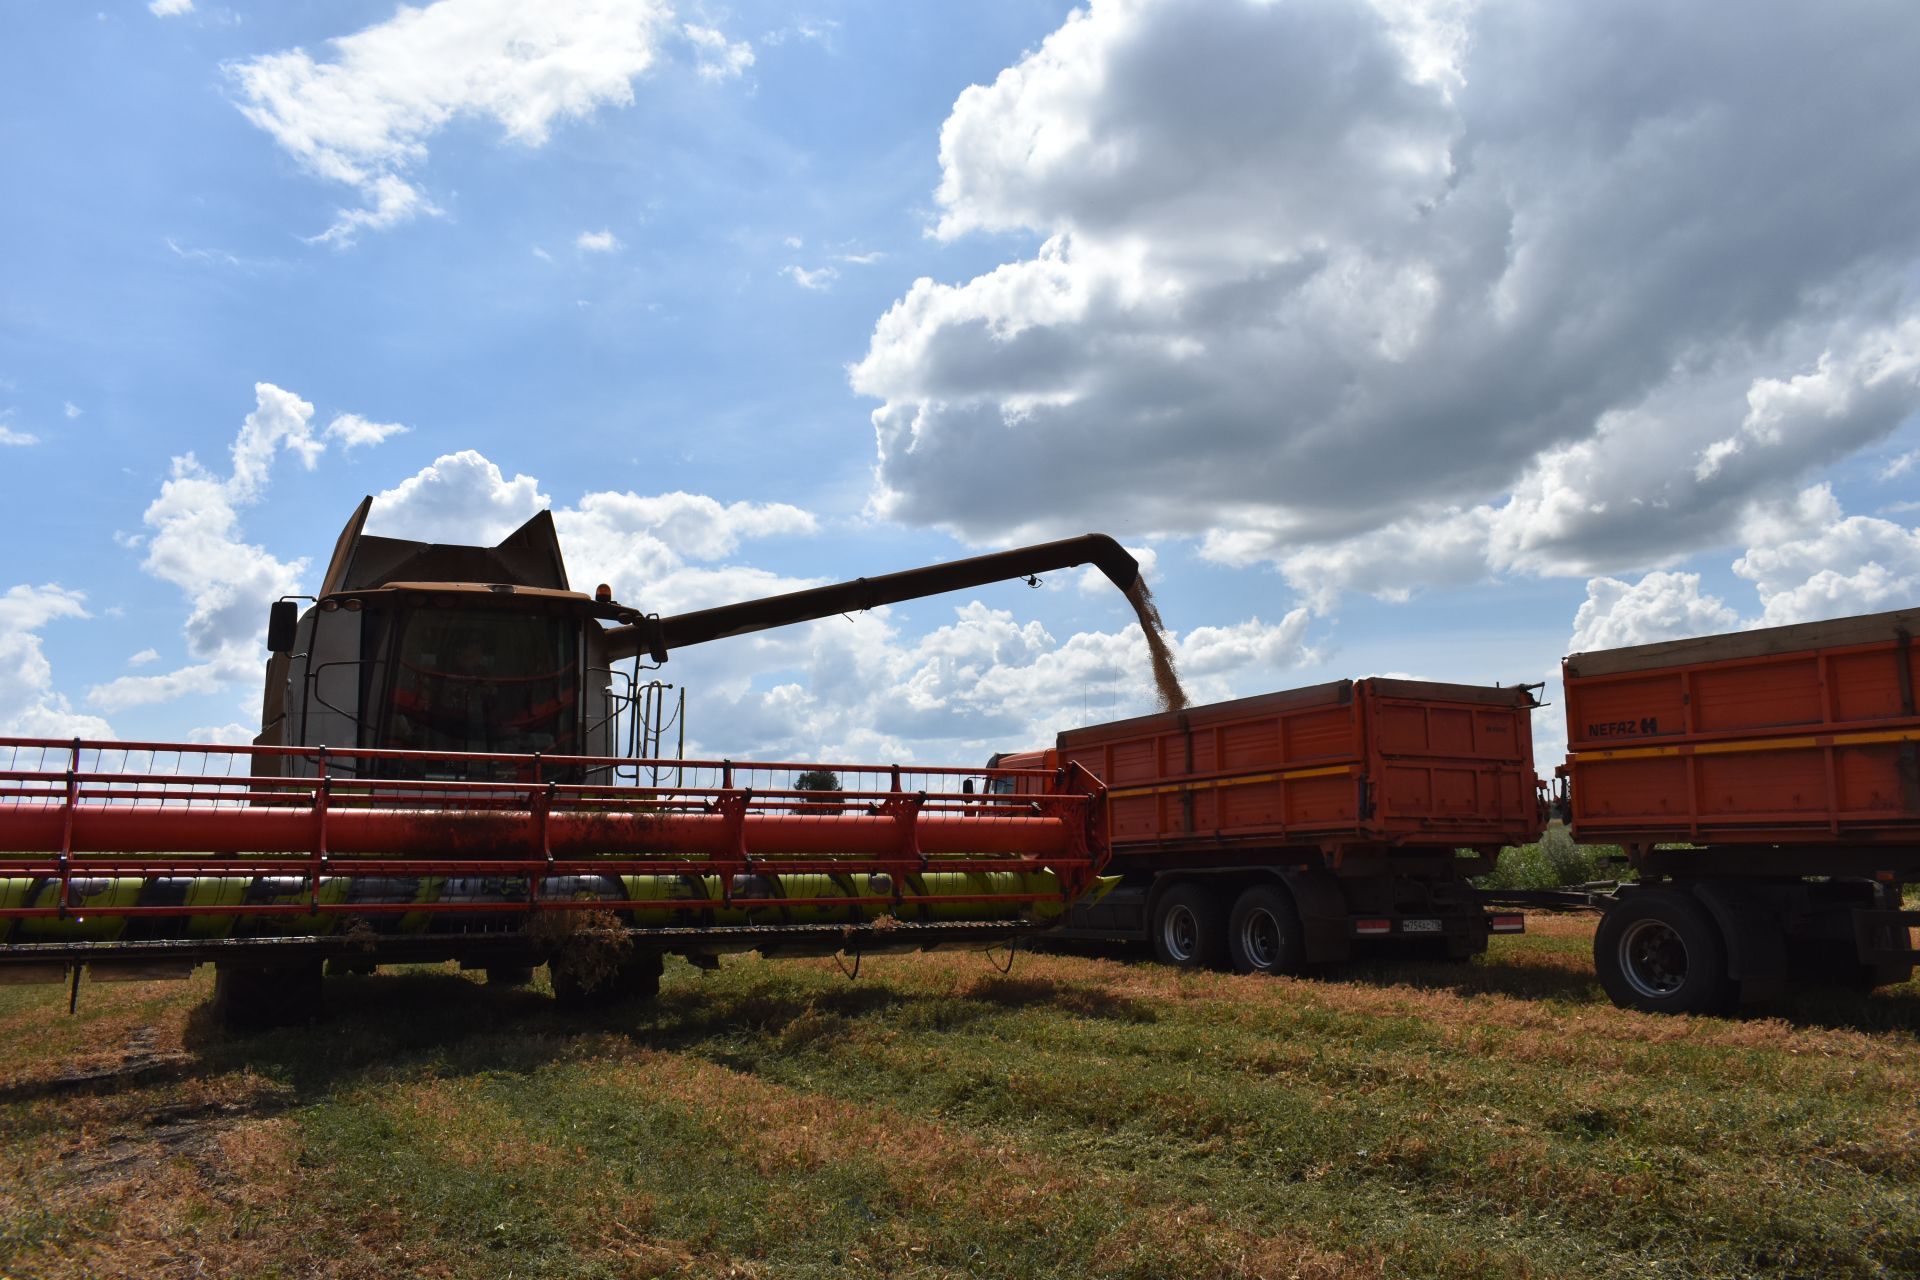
[0,500,1140,1025]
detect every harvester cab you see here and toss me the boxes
[258,498,644,780]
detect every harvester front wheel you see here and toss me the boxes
[1151,883,1228,970]
[1594,889,1730,1015]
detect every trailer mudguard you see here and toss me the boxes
[1274,868,1350,964]
[1684,881,1787,992]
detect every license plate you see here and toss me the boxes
[1402,918,1442,933]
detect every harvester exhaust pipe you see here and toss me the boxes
[604,533,1187,711]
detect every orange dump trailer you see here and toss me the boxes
[992,678,1542,974]
[1563,607,1920,1012]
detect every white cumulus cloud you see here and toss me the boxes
[228,0,673,244]
[89,384,315,712]
[0,585,114,738]
[555,490,817,600]
[0,409,38,447]
[576,228,623,253]
[684,24,754,80]
[1734,505,1920,628]
[368,449,549,544]
[782,264,837,291]
[1570,484,1920,651]
[855,0,1920,608]
[324,412,409,449]
[663,596,1315,764]
[1569,572,1739,653]
[365,450,817,604]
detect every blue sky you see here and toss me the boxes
[3,0,1918,766]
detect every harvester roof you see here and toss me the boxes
[320,496,572,595]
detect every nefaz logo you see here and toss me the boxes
[1587,717,1659,738]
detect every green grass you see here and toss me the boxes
[2,918,1917,1279]
[1474,825,1625,892]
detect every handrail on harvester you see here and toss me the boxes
[0,736,1109,925]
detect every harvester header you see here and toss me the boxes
[0,738,1107,992]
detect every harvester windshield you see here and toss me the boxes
[384,608,581,760]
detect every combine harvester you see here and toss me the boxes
[0,501,1140,1027]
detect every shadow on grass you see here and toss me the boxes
[1334,955,1605,1004]
[129,958,1158,1102]
[1023,936,1154,966]
[1749,983,1920,1035]
[1334,953,1920,1034]
[962,974,1159,1023]
[50,949,1911,1111]
[176,969,561,1082]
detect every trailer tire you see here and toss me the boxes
[1151,883,1228,970]
[1595,890,1731,1015]
[1227,885,1306,977]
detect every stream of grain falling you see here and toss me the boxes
[1123,576,1189,713]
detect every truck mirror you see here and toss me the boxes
[266,600,299,653]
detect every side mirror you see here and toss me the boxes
[266,600,299,653]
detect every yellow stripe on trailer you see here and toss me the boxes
[1107,762,1353,801]
[1575,727,1920,762]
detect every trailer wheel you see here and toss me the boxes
[1227,885,1306,977]
[1594,890,1730,1015]
[1151,883,1228,970]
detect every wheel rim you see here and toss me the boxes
[1618,917,1690,999]
[1163,904,1199,962]
[1241,908,1281,971]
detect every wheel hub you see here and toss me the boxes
[1241,909,1280,971]
[1619,917,1689,998]
[1163,904,1198,962]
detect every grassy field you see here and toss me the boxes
[2,916,1916,1280]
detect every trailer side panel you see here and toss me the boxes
[1055,678,1541,870]
[1565,607,1920,851]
